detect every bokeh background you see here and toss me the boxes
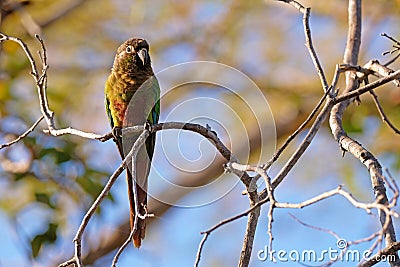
[0,0,400,266]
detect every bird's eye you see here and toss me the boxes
[126,46,132,53]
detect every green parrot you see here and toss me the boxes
[104,38,160,248]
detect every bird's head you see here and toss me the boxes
[113,38,152,74]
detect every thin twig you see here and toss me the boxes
[263,89,330,170]
[0,32,39,79]
[381,33,400,46]
[302,7,329,92]
[0,116,44,149]
[111,230,135,267]
[386,169,400,196]
[381,33,400,56]
[194,234,209,267]
[289,213,341,240]
[369,90,400,134]
[277,0,306,12]
[383,53,400,67]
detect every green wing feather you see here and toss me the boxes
[145,76,160,160]
[105,95,114,129]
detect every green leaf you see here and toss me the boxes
[30,223,58,258]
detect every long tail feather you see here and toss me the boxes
[115,137,147,248]
[126,169,147,248]
[115,130,154,248]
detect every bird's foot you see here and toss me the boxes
[112,126,122,140]
[206,123,218,136]
[144,121,153,132]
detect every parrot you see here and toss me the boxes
[104,38,160,248]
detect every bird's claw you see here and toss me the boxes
[206,123,217,137]
[112,126,122,140]
[144,121,152,132]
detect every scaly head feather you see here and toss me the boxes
[112,38,153,78]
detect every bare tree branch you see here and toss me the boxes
[238,189,260,267]
[329,1,400,266]
[334,68,400,103]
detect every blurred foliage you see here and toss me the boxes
[31,222,57,258]
[0,0,399,266]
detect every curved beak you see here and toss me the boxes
[137,48,148,66]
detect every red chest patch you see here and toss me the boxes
[113,100,127,126]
